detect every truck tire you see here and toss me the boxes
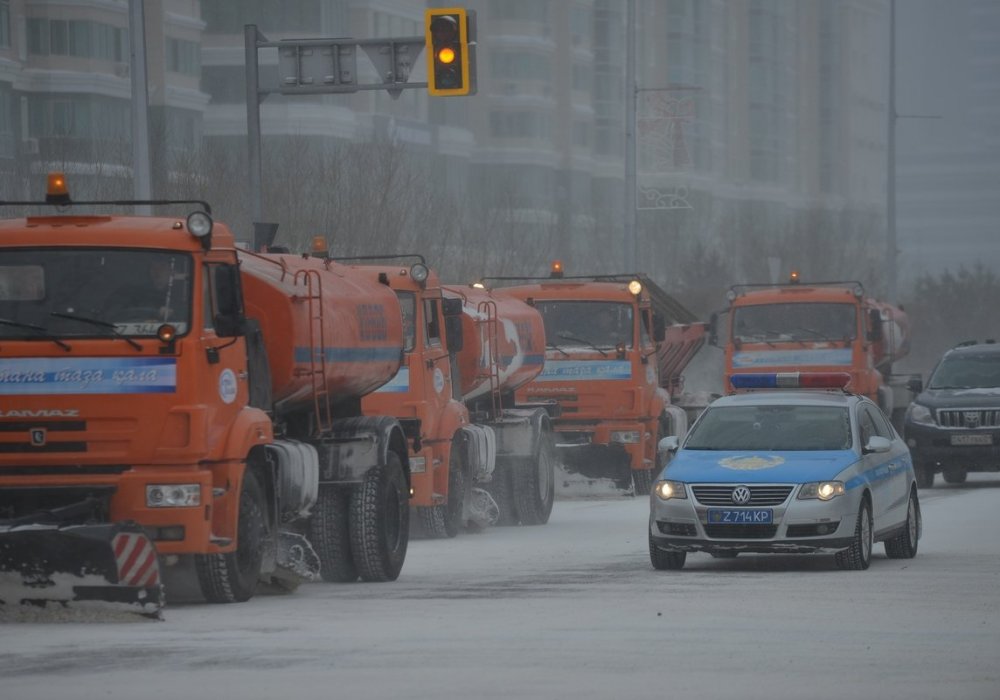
[835,499,872,571]
[649,531,686,570]
[484,464,518,526]
[915,465,935,489]
[350,451,409,582]
[419,448,466,539]
[308,485,358,582]
[196,470,266,603]
[512,435,555,526]
[884,488,920,559]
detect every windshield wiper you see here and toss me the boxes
[51,312,142,351]
[546,341,569,357]
[558,332,608,357]
[0,317,72,351]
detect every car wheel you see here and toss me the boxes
[884,488,920,559]
[835,499,872,571]
[915,466,935,489]
[649,531,686,570]
[942,467,967,484]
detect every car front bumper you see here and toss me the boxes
[649,485,859,555]
[904,422,1000,470]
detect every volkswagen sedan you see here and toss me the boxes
[649,373,921,571]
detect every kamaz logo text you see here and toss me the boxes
[0,409,80,418]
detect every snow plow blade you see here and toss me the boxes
[0,522,164,617]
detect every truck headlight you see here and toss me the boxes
[611,430,641,444]
[906,403,935,426]
[654,480,687,500]
[797,481,845,501]
[146,484,201,507]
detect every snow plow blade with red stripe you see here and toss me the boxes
[0,521,164,618]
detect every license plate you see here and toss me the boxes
[950,434,993,446]
[707,508,773,524]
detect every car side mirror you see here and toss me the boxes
[864,435,892,454]
[907,376,923,394]
[657,435,679,455]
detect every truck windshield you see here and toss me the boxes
[534,301,634,350]
[0,249,193,338]
[684,405,852,451]
[928,354,1000,389]
[733,303,856,343]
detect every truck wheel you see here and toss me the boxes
[942,467,967,484]
[632,468,654,496]
[484,464,518,526]
[512,435,555,526]
[196,470,266,603]
[350,451,409,582]
[835,499,872,571]
[418,450,466,539]
[884,488,920,559]
[649,531,686,570]
[308,485,358,582]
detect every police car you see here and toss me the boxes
[649,372,921,571]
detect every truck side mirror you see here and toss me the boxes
[444,315,464,353]
[442,297,464,317]
[866,308,883,342]
[907,376,923,394]
[708,312,719,347]
[652,312,666,342]
[213,264,246,338]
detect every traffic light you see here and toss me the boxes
[425,8,476,96]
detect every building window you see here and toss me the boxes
[489,0,548,22]
[26,18,127,61]
[168,38,200,76]
[489,110,551,139]
[0,1,10,49]
[491,51,551,82]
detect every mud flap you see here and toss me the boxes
[0,522,164,617]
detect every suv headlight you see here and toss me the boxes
[906,403,935,426]
[798,481,845,501]
[654,480,687,500]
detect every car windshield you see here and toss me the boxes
[733,302,857,342]
[0,248,192,338]
[534,300,634,350]
[928,354,1000,389]
[684,404,852,451]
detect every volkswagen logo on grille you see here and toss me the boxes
[963,411,981,428]
[731,485,752,505]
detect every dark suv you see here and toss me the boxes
[903,340,1000,488]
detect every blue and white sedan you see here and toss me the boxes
[649,373,922,571]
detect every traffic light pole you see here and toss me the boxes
[243,25,430,228]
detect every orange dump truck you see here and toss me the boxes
[489,266,704,495]
[344,256,555,537]
[714,277,915,428]
[0,178,410,615]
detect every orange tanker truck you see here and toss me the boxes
[712,274,916,428]
[0,175,411,615]
[487,264,705,495]
[338,254,555,537]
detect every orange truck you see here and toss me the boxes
[713,276,915,428]
[342,255,555,537]
[0,176,411,615]
[488,265,704,495]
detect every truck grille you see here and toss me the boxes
[937,408,1000,429]
[692,485,794,506]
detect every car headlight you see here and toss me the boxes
[906,403,935,426]
[797,481,845,501]
[611,430,642,444]
[654,480,687,500]
[146,484,201,507]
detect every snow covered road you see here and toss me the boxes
[2,477,999,700]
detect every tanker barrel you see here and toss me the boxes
[443,285,546,402]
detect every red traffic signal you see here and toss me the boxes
[425,8,476,96]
